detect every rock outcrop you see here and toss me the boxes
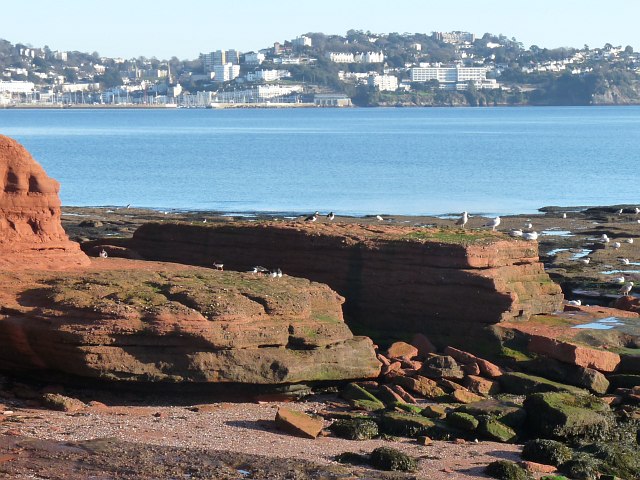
[0,135,89,270]
[0,263,380,383]
[130,222,564,347]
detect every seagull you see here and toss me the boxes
[276,268,283,278]
[612,242,621,249]
[376,215,384,222]
[619,281,634,295]
[250,266,269,274]
[619,258,630,265]
[524,222,533,230]
[625,238,634,244]
[566,299,582,306]
[579,257,591,264]
[99,249,108,258]
[455,211,468,229]
[635,207,640,214]
[327,212,335,221]
[269,269,278,278]
[485,216,501,231]
[509,229,523,237]
[617,208,624,215]
[126,204,131,209]
[203,218,207,223]
[562,213,567,219]
[304,211,319,222]
[213,262,224,271]
[600,234,610,243]
[613,276,626,284]
[523,231,539,241]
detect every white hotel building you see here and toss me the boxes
[409,66,499,90]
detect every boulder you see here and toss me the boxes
[386,341,418,361]
[329,418,378,440]
[528,335,621,372]
[616,355,640,374]
[391,374,446,399]
[275,407,323,439]
[522,357,610,394]
[379,412,436,437]
[484,460,534,480]
[445,411,479,431]
[523,392,614,444]
[130,221,564,348]
[409,333,437,358]
[0,268,381,385]
[340,383,385,412]
[521,439,574,467]
[369,446,417,472]
[40,393,86,413]
[477,417,517,443]
[463,375,501,396]
[607,374,640,389]
[421,404,447,419]
[499,372,586,395]
[419,355,464,380]
[450,389,484,404]
[613,295,640,313]
[0,135,89,270]
[458,399,526,429]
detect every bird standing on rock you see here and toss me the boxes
[579,257,591,264]
[485,216,501,231]
[327,212,335,221]
[509,229,523,237]
[619,258,630,265]
[99,249,108,258]
[600,234,610,243]
[456,211,469,229]
[376,215,384,222]
[304,211,319,222]
[612,242,621,249]
[566,299,582,306]
[620,282,634,295]
[213,262,224,271]
[523,231,539,241]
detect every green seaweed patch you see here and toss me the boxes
[401,228,502,245]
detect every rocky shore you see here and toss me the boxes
[1,134,639,479]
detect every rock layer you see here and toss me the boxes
[0,263,380,384]
[0,135,89,270]
[130,222,564,346]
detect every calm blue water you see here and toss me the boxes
[1,107,639,216]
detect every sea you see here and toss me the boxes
[1,106,639,217]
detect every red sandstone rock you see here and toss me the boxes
[390,385,416,404]
[377,354,391,367]
[386,342,419,361]
[0,135,89,270]
[476,358,503,378]
[381,362,402,376]
[443,346,477,364]
[614,295,640,313]
[275,407,323,439]
[391,375,446,399]
[130,222,564,346]
[410,333,437,358]
[462,362,481,375]
[519,461,556,474]
[378,385,405,405]
[528,335,621,372]
[564,302,639,318]
[450,389,484,404]
[463,375,501,396]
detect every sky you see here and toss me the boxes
[4,0,639,60]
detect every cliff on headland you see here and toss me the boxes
[130,222,564,349]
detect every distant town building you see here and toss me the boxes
[213,63,240,82]
[0,81,35,93]
[61,83,100,93]
[368,74,398,91]
[313,93,352,107]
[409,66,499,89]
[292,36,312,48]
[214,84,303,103]
[243,52,266,65]
[433,31,476,44]
[246,69,291,82]
[201,50,241,73]
[328,52,384,63]
[411,43,422,51]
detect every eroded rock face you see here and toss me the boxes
[130,222,564,348]
[0,265,380,384]
[0,135,89,270]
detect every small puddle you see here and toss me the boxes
[570,249,592,259]
[601,270,640,275]
[541,230,574,237]
[573,317,626,330]
[547,248,569,256]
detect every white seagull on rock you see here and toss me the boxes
[620,282,634,295]
[485,216,501,231]
[327,212,335,221]
[456,211,469,229]
[376,215,384,222]
[509,229,523,238]
[619,258,630,265]
[579,257,591,264]
[566,299,582,306]
[600,234,610,243]
[635,207,640,214]
[625,238,634,244]
[523,231,539,241]
[612,242,621,249]
[524,222,533,230]
[613,276,626,284]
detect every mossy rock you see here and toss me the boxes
[369,446,417,472]
[523,392,614,444]
[389,401,423,415]
[540,476,570,480]
[521,439,573,467]
[582,442,640,479]
[484,460,534,480]
[379,412,435,437]
[560,452,602,480]
[477,416,517,443]
[458,398,526,429]
[421,404,447,419]
[499,372,585,395]
[329,418,379,440]
[446,412,479,431]
[340,383,385,412]
[335,451,369,465]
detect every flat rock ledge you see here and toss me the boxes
[0,264,380,384]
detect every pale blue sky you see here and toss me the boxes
[5,0,638,59]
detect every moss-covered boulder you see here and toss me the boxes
[458,398,527,430]
[560,452,602,480]
[521,439,573,467]
[523,392,614,444]
[446,411,479,431]
[421,404,447,419]
[485,460,534,480]
[329,418,379,440]
[582,443,640,479]
[499,372,585,395]
[339,383,385,412]
[478,416,518,443]
[379,412,435,437]
[370,446,417,472]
